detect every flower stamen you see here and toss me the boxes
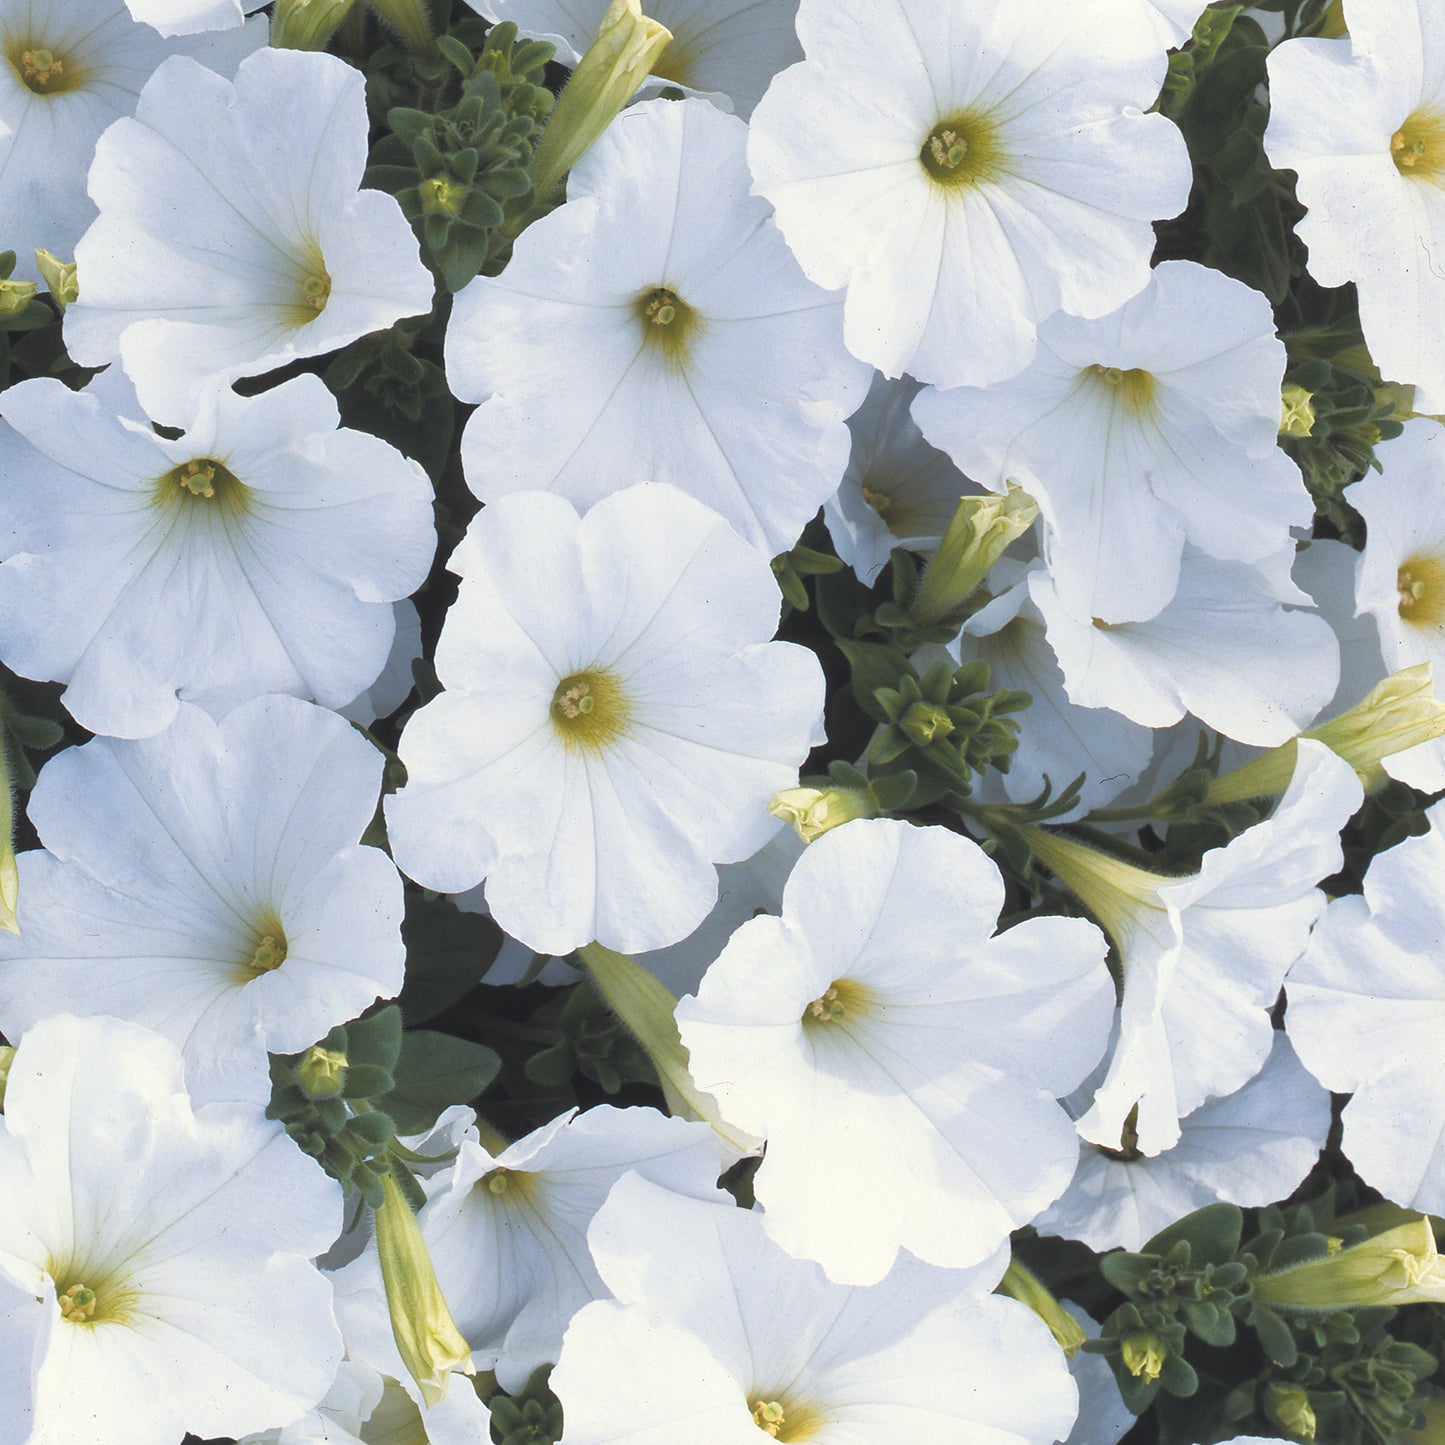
[550,669,633,751]
[57,1283,96,1322]
[1397,554,1445,627]
[1391,109,1445,181]
[752,1399,786,1436]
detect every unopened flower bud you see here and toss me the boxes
[1121,1331,1167,1384]
[32,251,77,309]
[910,482,1039,626]
[997,1259,1087,1359]
[368,0,438,56]
[900,701,954,746]
[1279,384,1316,438]
[420,176,467,217]
[1252,1218,1445,1312]
[1266,1383,1317,1440]
[0,277,36,319]
[296,1044,349,1100]
[375,1167,475,1407]
[1207,664,1445,804]
[768,786,876,843]
[529,0,672,200]
[271,0,357,50]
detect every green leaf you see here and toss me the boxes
[1145,1202,1243,1267]
[398,892,504,1025]
[387,1030,502,1135]
[836,639,912,722]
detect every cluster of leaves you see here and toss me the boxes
[268,1002,500,1207]
[1087,1197,1440,1444]
[367,20,556,291]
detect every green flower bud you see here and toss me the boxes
[767,785,876,843]
[529,0,672,201]
[271,0,358,50]
[1252,1218,1445,1312]
[32,250,77,309]
[1279,384,1316,438]
[375,1167,475,1407]
[900,701,954,746]
[1266,1383,1318,1440]
[997,1259,1087,1359]
[1121,1330,1168,1384]
[910,482,1039,626]
[0,277,36,319]
[0,1044,15,1110]
[295,1045,349,1100]
[368,0,439,57]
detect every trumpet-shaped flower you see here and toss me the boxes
[467,0,801,117]
[824,373,979,586]
[551,1172,1075,1445]
[0,369,434,739]
[0,0,263,282]
[912,261,1313,623]
[676,818,1114,1284]
[449,98,868,554]
[64,46,434,424]
[1027,741,1362,1158]
[1029,551,1340,747]
[748,0,1191,389]
[1287,798,1445,1214]
[0,696,405,1106]
[1265,1,1445,411]
[385,483,825,956]
[125,0,267,35]
[0,1014,343,1445]
[1039,1032,1331,1252]
[333,1105,723,1420]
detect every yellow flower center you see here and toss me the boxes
[748,1395,824,1441]
[153,456,249,516]
[650,36,694,86]
[802,977,873,1028]
[57,1283,96,1322]
[6,41,84,94]
[1391,109,1445,181]
[1087,363,1158,416]
[1398,554,1445,628]
[752,1400,786,1436]
[550,669,633,752]
[861,484,892,515]
[919,111,1006,189]
[420,176,466,217]
[636,285,700,368]
[234,910,289,983]
[479,1167,539,1202]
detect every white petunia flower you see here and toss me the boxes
[748,0,1192,389]
[339,600,424,727]
[1030,551,1340,747]
[1028,741,1362,1158]
[449,97,868,555]
[0,369,434,739]
[63,46,434,424]
[552,1172,1073,1445]
[1287,797,1445,1214]
[824,372,979,586]
[0,1014,343,1445]
[677,817,1114,1285]
[0,0,263,282]
[1266,1,1445,410]
[124,0,266,35]
[386,483,824,956]
[0,696,405,1107]
[912,261,1313,623]
[333,1105,724,1420]
[1039,1032,1331,1252]
[465,0,801,117]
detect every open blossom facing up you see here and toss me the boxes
[466,0,801,117]
[63,45,434,423]
[386,483,825,956]
[0,696,405,1107]
[749,0,1191,389]
[677,818,1113,1284]
[552,1173,1075,1445]
[0,370,433,739]
[449,97,868,554]
[913,261,1313,623]
[1266,0,1445,410]
[0,1014,343,1445]
[0,0,263,282]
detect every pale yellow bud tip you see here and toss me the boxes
[768,786,876,843]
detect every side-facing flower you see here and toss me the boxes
[677,818,1114,1284]
[124,0,267,35]
[0,0,263,280]
[1287,797,1445,1214]
[749,0,1191,388]
[385,483,825,956]
[0,1014,343,1445]
[0,696,405,1106]
[1266,0,1445,411]
[551,1172,1076,1444]
[449,97,869,554]
[64,46,434,423]
[1023,741,1362,1157]
[0,369,434,738]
